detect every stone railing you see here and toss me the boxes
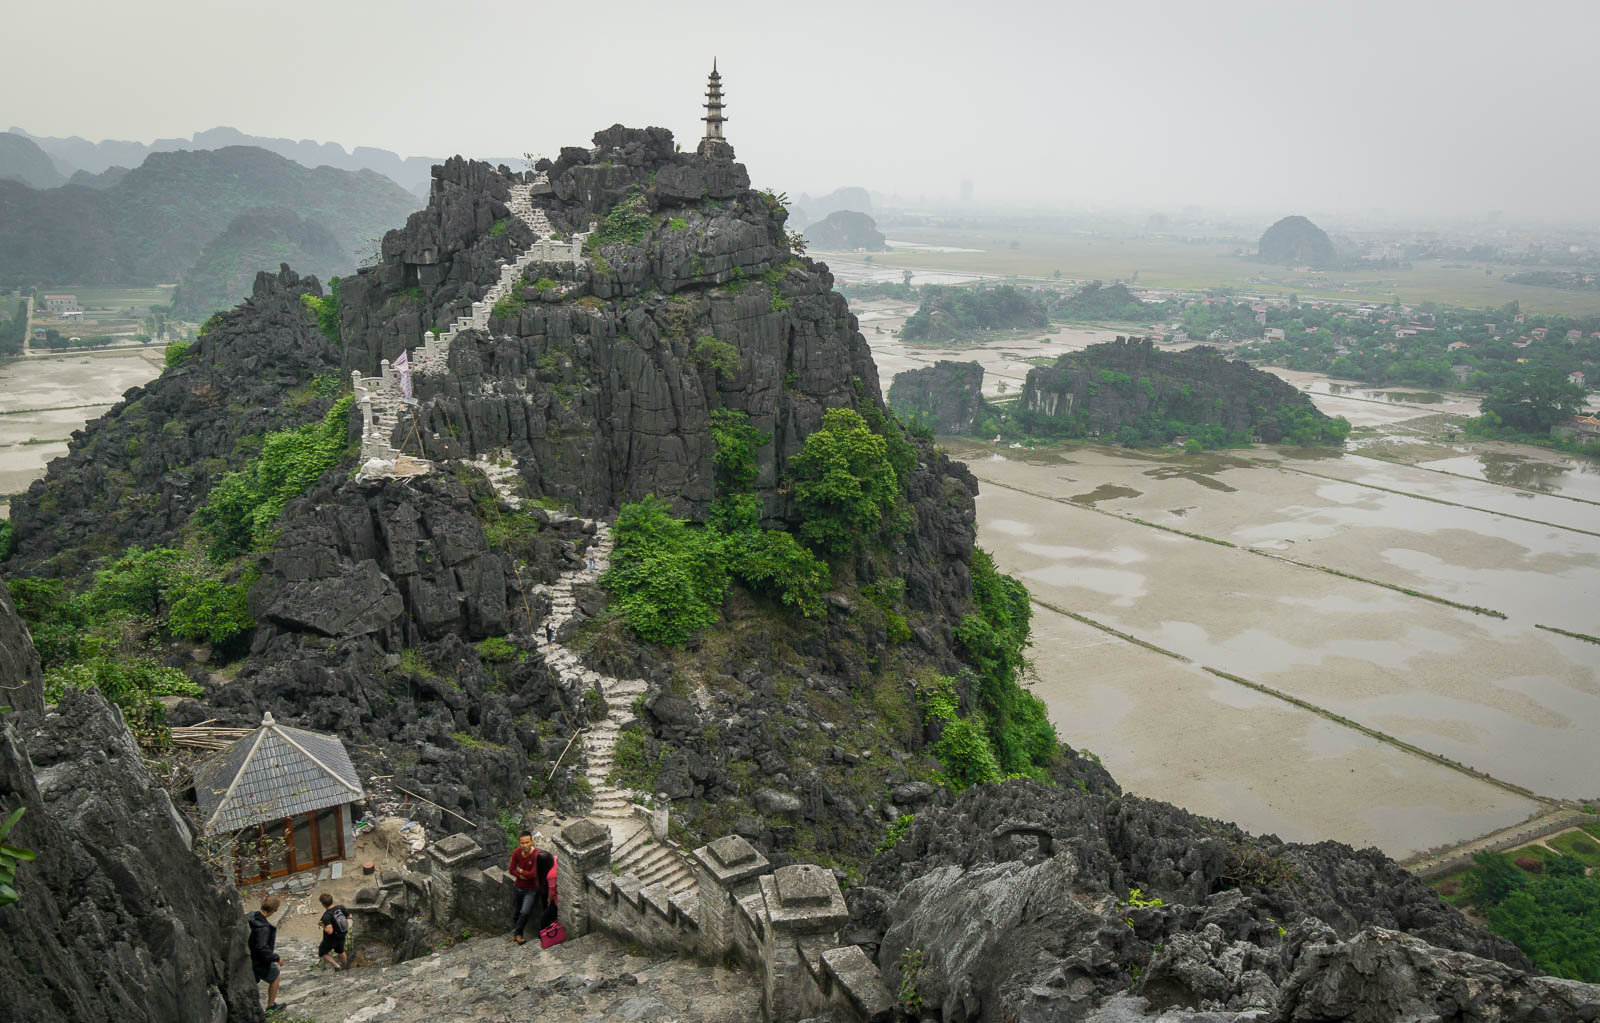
[349,822,893,1022]
[553,821,894,1023]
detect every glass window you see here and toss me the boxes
[265,819,289,876]
[316,806,343,863]
[293,814,314,871]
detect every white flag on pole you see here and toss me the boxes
[393,350,413,399]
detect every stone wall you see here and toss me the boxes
[550,822,894,1023]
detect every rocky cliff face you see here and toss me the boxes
[0,686,262,1023]
[853,780,1599,1022]
[1019,336,1339,443]
[190,469,588,850]
[345,128,888,528]
[0,574,43,714]
[888,360,992,434]
[8,265,344,578]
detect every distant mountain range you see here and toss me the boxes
[0,144,419,298]
[7,126,521,196]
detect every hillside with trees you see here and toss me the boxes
[1258,214,1336,267]
[1018,336,1350,447]
[170,208,349,318]
[802,210,887,251]
[0,146,417,287]
[901,284,1048,341]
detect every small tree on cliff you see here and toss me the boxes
[790,408,901,555]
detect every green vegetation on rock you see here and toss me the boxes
[197,394,355,557]
[901,285,1047,342]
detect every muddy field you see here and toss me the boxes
[868,321,1598,859]
[0,348,164,515]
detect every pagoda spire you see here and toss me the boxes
[702,59,727,142]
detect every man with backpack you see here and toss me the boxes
[247,896,284,1012]
[318,892,351,970]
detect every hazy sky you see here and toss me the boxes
[6,0,1599,220]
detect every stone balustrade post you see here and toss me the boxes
[552,820,612,939]
[690,834,770,965]
[759,864,850,1023]
[424,833,483,928]
[359,397,375,445]
[380,358,393,386]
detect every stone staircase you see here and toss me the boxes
[473,457,699,899]
[356,175,587,474]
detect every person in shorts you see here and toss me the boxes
[247,896,284,1011]
[318,892,349,970]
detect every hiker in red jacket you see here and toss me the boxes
[508,831,542,943]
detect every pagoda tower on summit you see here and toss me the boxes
[702,59,727,143]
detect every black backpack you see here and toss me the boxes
[331,906,350,934]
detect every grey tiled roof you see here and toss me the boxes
[193,712,362,834]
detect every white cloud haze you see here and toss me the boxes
[5,0,1598,220]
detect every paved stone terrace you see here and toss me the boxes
[274,931,757,1022]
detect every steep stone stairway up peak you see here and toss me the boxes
[472,456,699,900]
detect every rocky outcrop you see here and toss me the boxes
[1019,336,1345,445]
[851,780,1573,1021]
[1258,215,1336,268]
[0,573,43,714]
[194,468,590,849]
[888,360,993,434]
[804,209,888,251]
[0,688,261,1023]
[901,284,1049,342]
[344,126,878,526]
[7,264,344,578]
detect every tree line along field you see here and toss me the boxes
[864,228,1600,317]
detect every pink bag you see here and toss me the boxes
[538,920,565,948]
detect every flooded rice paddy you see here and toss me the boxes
[0,348,164,515]
[939,437,1598,859]
[867,318,1597,859]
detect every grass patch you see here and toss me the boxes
[1547,830,1600,869]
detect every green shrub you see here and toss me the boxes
[475,636,519,662]
[667,217,688,232]
[915,676,959,725]
[0,805,35,909]
[583,687,607,721]
[197,396,354,557]
[196,311,225,339]
[936,717,1002,790]
[877,813,915,854]
[0,520,11,561]
[298,278,342,347]
[163,340,191,367]
[594,193,653,247]
[610,728,664,791]
[955,549,1057,776]
[533,277,558,292]
[489,218,510,238]
[167,569,257,649]
[603,496,727,646]
[44,656,200,749]
[790,408,902,554]
[491,291,527,319]
[727,529,828,617]
[694,336,740,377]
